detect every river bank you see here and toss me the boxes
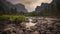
[0,17,60,34]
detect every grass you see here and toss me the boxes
[0,15,25,21]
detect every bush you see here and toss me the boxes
[0,15,25,23]
[0,15,10,21]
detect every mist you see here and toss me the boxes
[7,0,52,12]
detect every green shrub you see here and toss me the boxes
[0,15,25,22]
[0,15,9,21]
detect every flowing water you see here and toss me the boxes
[26,18,37,28]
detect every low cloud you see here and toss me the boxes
[7,0,52,12]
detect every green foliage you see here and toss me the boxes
[0,15,9,21]
[0,15,25,22]
[12,15,25,22]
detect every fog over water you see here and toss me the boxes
[7,0,52,12]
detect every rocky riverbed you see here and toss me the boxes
[0,17,60,34]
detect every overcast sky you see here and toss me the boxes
[6,0,52,12]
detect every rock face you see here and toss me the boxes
[35,3,51,12]
[0,0,28,14]
[0,0,12,12]
[35,0,60,16]
[35,0,58,12]
[14,4,28,13]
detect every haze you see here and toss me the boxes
[6,0,52,12]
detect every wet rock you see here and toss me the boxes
[32,31,39,34]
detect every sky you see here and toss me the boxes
[6,0,52,12]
